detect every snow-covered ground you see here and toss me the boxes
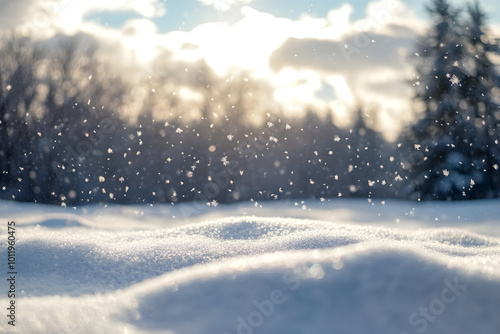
[1,198,499,333]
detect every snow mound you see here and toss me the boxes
[1,201,499,333]
[13,242,500,334]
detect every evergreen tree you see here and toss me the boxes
[462,0,500,196]
[400,0,495,200]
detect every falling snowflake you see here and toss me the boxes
[449,75,460,86]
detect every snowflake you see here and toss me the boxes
[449,75,460,86]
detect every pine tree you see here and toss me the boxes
[461,0,500,196]
[400,0,493,200]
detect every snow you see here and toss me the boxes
[1,199,500,333]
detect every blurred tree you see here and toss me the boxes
[400,0,499,200]
[349,108,387,198]
[462,0,500,196]
[0,36,39,201]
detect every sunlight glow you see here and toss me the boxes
[122,19,159,63]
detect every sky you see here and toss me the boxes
[1,0,499,139]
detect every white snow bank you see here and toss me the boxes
[0,199,499,333]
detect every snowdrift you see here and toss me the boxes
[0,199,499,333]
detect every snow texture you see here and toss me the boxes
[1,199,499,333]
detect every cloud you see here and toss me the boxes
[57,0,166,33]
[198,0,253,12]
[0,0,58,33]
[0,0,166,36]
[266,30,419,136]
[157,4,359,75]
[268,34,414,74]
[63,0,167,19]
